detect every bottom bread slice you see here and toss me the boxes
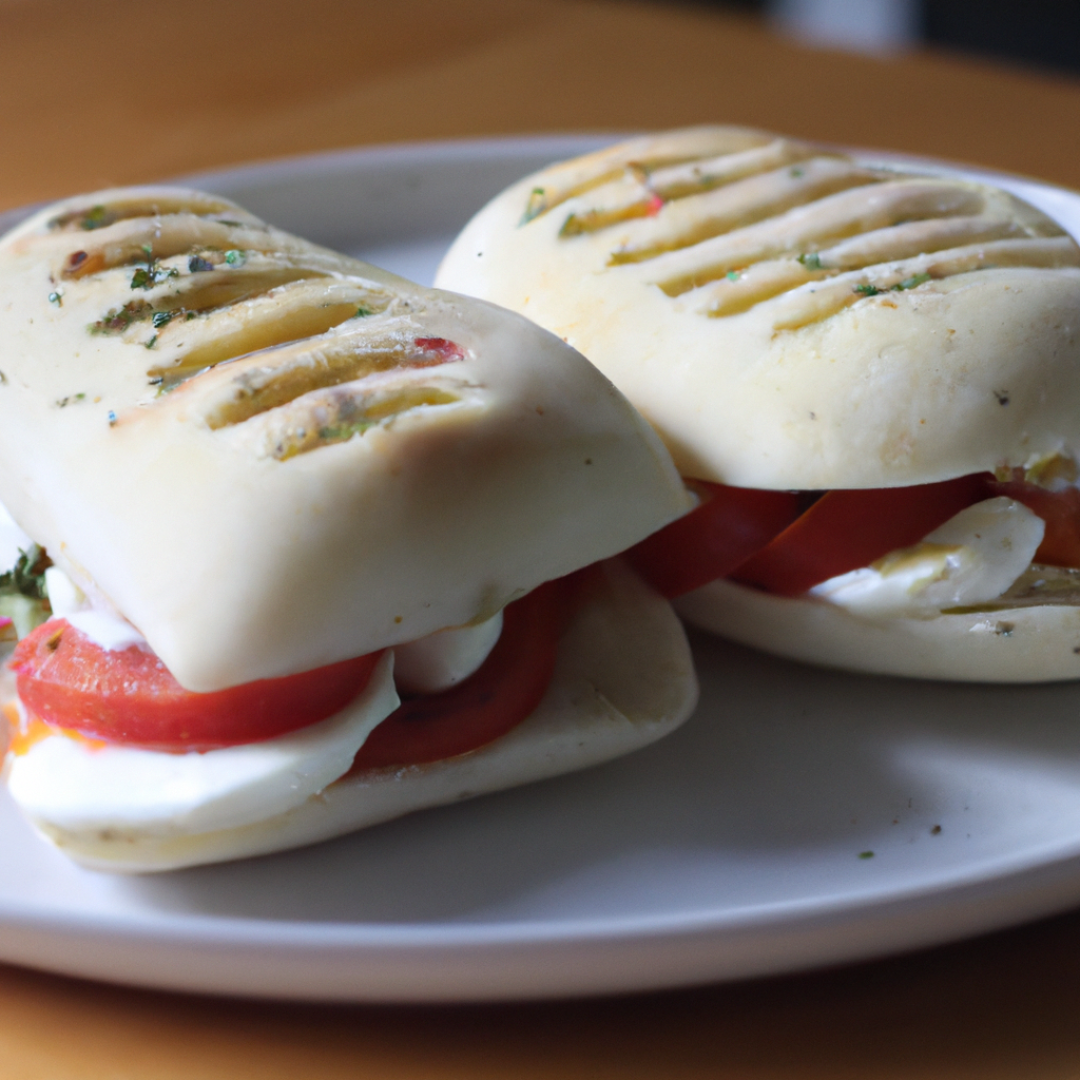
[20,559,697,872]
[677,576,1080,682]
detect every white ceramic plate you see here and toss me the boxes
[4,137,1080,1004]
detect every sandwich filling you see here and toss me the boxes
[627,460,1080,618]
[1,511,576,841]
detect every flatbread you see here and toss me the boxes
[0,188,690,691]
[437,126,1080,490]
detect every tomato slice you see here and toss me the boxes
[626,481,802,599]
[987,476,1080,569]
[631,466,1080,602]
[10,621,382,753]
[349,578,565,771]
[730,473,989,596]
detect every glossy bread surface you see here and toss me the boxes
[0,188,690,690]
[437,127,1080,489]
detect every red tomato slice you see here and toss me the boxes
[10,622,382,753]
[626,481,802,599]
[731,473,988,597]
[349,578,565,771]
[988,476,1080,569]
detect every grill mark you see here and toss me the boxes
[253,383,463,460]
[558,141,828,240]
[47,194,250,233]
[713,236,1080,330]
[147,279,396,388]
[809,216,1029,270]
[155,262,332,312]
[192,329,459,430]
[637,181,990,296]
[689,260,829,318]
[684,218,1038,318]
[59,215,312,279]
[605,158,882,264]
[640,139,820,200]
[520,127,772,224]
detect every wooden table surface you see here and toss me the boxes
[4,0,1080,1075]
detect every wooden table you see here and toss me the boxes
[4,0,1080,1075]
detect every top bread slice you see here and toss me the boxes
[0,188,691,691]
[436,126,1080,491]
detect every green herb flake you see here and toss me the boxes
[55,393,87,408]
[858,850,875,860]
[91,300,151,335]
[130,255,178,292]
[854,283,882,297]
[0,544,53,637]
[354,306,373,318]
[144,334,158,350]
[151,310,174,329]
[48,290,63,307]
[789,166,805,178]
[188,255,215,273]
[520,187,547,226]
[80,205,111,231]
[0,370,6,385]
[318,419,375,443]
[798,252,823,270]
[894,272,931,291]
[224,249,246,266]
[1,545,51,602]
[185,311,196,321]
[725,270,740,282]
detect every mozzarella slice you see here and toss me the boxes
[809,497,1045,617]
[42,563,149,651]
[42,566,84,618]
[5,651,398,838]
[393,611,503,694]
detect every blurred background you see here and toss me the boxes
[722,0,1080,72]
[4,0,1080,212]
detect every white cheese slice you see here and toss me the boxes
[809,497,1045,617]
[393,611,503,694]
[5,651,398,838]
[43,564,148,651]
[42,566,84,618]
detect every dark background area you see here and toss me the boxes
[711,0,1080,76]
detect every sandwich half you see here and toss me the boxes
[436,126,1080,681]
[0,186,697,871]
